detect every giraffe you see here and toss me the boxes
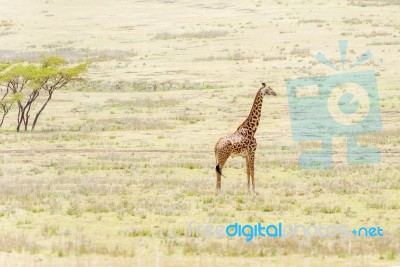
[214,83,277,192]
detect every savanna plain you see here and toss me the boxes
[0,0,399,266]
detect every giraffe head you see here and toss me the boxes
[260,82,277,96]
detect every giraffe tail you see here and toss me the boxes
[215,165,225,177]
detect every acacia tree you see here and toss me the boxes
[0,57,89,131]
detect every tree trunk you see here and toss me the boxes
[0,104,9,127]
[15,91,39,132]
[17,116,24,132]
[24,115,30,131]
[16,121,22,132]
[0,112,7,127]
[31,91,53,131]
[16,104,24,132]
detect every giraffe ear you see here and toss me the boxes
[261,82,266,87]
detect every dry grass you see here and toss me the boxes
[154,30,228,40]
[0,0,399,266]
[194,52,255,62]
[71,80,220,92]
[0,48,138,63]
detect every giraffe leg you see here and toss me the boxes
[216,169,221,191]
[248,152,255,193]
[246,155,251,192]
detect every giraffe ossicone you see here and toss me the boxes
[214,83,277,192]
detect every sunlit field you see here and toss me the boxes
[0,0,399,266]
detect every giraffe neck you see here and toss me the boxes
[238,90,264,135]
